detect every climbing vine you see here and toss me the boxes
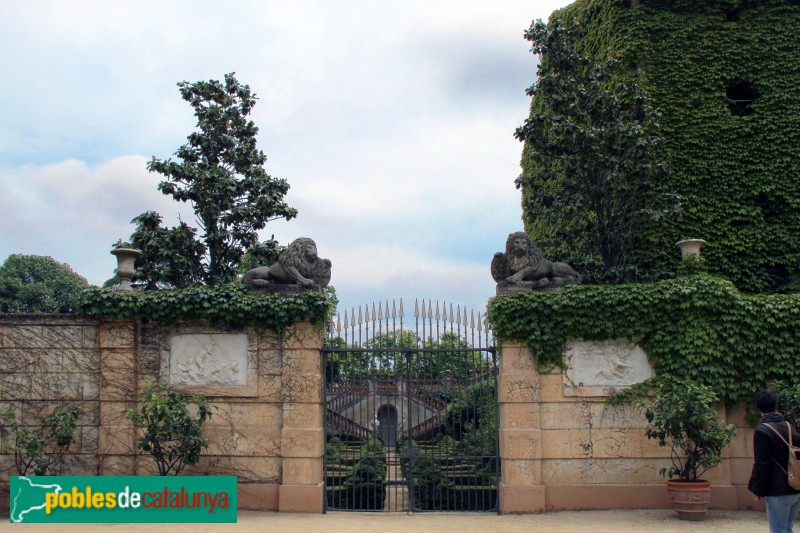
[78,283,331,329]
[521,0,800,292]
[487,273,800,407]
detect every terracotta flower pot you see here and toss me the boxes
[666,479,711,521]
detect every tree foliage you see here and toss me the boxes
[130,72,296,287]
[325,331,486,382]
[0,255,90,313]
[516,19,678,283]
[523,1,800,292]
[124,383,213,476]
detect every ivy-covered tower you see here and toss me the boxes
[519,0,800,292]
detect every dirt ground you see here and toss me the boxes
[0,509,769,532]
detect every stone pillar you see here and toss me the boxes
[278,322,325,513]
[97,320,137,475]
[497,342,545,513]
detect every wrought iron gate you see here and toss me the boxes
[323,299,498,513]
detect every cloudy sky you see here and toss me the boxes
[0,0,571,325]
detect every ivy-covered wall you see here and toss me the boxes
[522,0,800,292]
[487,273,800,409]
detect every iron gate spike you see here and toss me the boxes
[378,303,383,321]
[456,305,461,324]
[414,298,419,318]
[365,304,371,323]
[442,302,448,322]
[385,301,390,319]
[343,310,349,328]
[392,300,397,319]
[358,306,363,325]
[435,301,440,321]
[351,308,356,327]
[450,303,455,324]
[428,300,433,318]
[399,299,404,318]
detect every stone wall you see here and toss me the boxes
[0,314,325,513]
[497,341,757,513]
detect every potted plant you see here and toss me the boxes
[636,375,737,521]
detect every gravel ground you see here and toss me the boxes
[0,509,768,533]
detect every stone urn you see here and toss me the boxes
[110,246,141,291]
[675,239,707,258]
[666,480,711,521]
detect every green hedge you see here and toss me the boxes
[488,274,800,407]
[77,283,330,329]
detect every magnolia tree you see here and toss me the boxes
[125,73,297,288]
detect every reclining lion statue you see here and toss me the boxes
[242,237,331,291]
[491,232,580,292]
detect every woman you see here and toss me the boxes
[749,390,800,533]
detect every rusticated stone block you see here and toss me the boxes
[257,372,282,402]
[539,374,567,402]
[62,454,100,476]
[204,426,282,457]
[542,428,644,459]
[283,457,323,485]
[278,483,324,513]
[210,403,282,429]
[500,428,542,460]
[542,458,670,485]
[729,428,754,458]
[98,322,135,349]
[499,483,545,514]
[259,348,282,374]
[282,375,323,403]
[499,403,539,430]
[282,322,324,352]
[730,457,754,485]
[188,456,281,483]
[100,401,134,426]
[703,461,732,485]
[256,329,282,353]
[282,349,321,376]
[498,375,540,404]
[501,459,542,486]
[640,434,672,458]
[98,425,136,455]
[100,372,136,402]
[41,326,83,349]
[238,483,279,510]
[498,343,536,375]
[4,326,44,348]
[539,402,593,430]
[281,428,324,458]
[542,429,593,459]
[82,326,99,349]
[100,455,135,476]
[81,426,99,455]
[282,403,323,429]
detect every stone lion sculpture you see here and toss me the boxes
[242,237,331,291]
[491,232,580,292]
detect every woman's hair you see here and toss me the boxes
[756,390,778,413]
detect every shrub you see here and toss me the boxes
[124,383,213,476]
[1,404,80,475]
